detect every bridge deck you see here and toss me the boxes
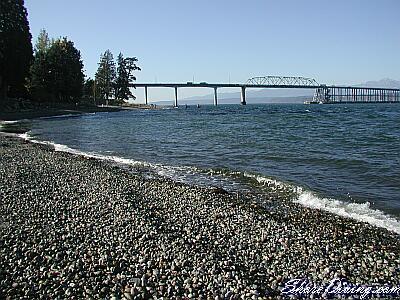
[132,83,400,91]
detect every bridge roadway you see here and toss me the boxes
[132,82,400,106]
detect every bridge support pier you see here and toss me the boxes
[240,86,246,105]
[213,87,218,106]
[174,86,178,107]
[145,86,148,105]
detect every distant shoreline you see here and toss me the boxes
[0,103,156,122]
[0,106,121,122]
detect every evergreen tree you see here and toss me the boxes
[124,57,141,100]
[29,30,53,101]
[0,0,33,101]
[124,57,141,83]
[34,29,52,54]
[95,50,115,105]
[115,54,141,102]
[30,37,84,103]
[115,53,128,102]
[29,47,49,101]
[47,38,84,102]
[82,78,95,102]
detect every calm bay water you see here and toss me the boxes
[28,103,400,226]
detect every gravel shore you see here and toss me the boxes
[0,135,399,299]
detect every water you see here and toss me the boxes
[25,103,400,233]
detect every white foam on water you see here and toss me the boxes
[295,187,400,235]
[38,112,96,120]
[18,132,31,140]
[243,172,287,189]
[20,132,80,154]
[242,171,400,235]
[1,120,20,124]
[18,131,201,184]
[0,119,30,130]
[39,114,78,119]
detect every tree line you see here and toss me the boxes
[0,0,140,106]
[91,50,140,105]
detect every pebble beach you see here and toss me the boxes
[0,134,399,299]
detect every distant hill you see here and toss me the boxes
[178,88,314,104]
[182,88,314,101]
[357,78,400,89]
[153,96,310,106]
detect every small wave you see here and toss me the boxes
[0,119,32,133]
[202,168,284,187]
[0,120,20,124]
[294,188,400,235]
[39,113,85,120]
[18,132,30,140]
[18,132,228,188]
[222,170,400,235]
[242,172,287,188]
[20,131,151,166]
[0,119,31,126]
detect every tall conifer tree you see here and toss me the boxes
[30,36,84,102]
[115,54,141,102]
[0,0,33,100]
[95,50,115,105]
[115,53,128,102]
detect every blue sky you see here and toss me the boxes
[25,0,400,102]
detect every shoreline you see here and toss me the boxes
[0,104,155,134]
[0,105,122,122]
[0,134,399,299]
[0,103,157,122]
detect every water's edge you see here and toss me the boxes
[16,130,400,235]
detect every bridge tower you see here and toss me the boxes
[174,87,178,107]
[241,86,246,105]
[213,87,218,106]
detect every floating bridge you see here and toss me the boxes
[133,76,400,106]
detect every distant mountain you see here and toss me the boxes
[180,88,313,104]
[357,78,400,89]
[183,88,313,101]
[153,96,310,106]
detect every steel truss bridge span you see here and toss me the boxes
[246,76,319,87]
